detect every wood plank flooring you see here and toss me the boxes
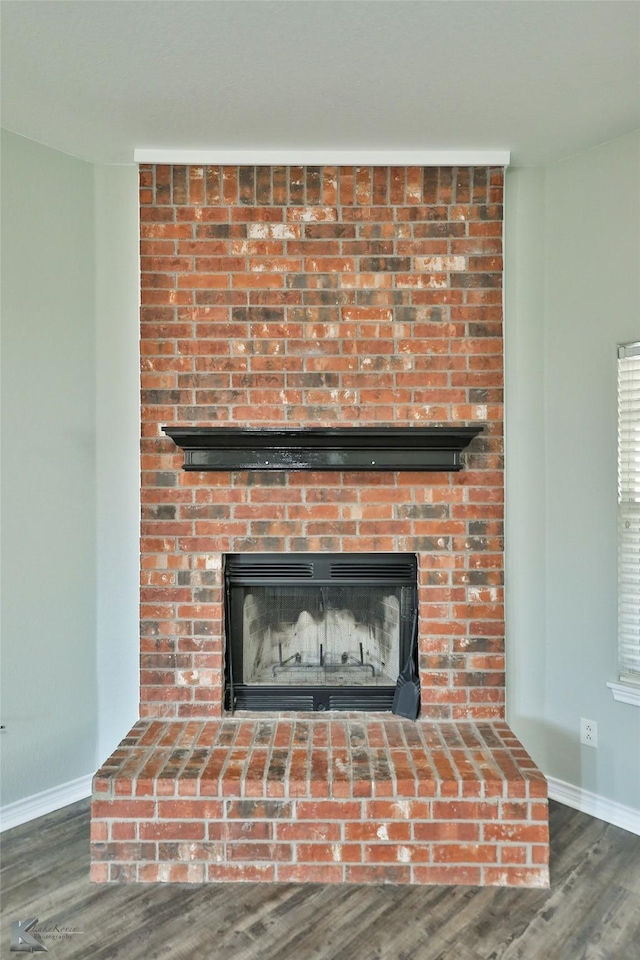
[1,800,639,960]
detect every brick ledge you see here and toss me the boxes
[91,718,549,888]
[94,717,547,801]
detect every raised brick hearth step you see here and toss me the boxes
[91,717,549,887]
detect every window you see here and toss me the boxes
[617,342,640,683]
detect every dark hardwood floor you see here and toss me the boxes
[1,799,639,960]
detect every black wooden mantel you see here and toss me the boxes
[162,426,483,472]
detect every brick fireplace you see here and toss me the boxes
[90,164,549,886]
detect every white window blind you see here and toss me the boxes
[618,342,640,680]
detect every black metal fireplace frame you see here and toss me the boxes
[224,553,418,713]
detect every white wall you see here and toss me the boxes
[506,130,640,810]
[94,164,140,762]
[1,131,97,804]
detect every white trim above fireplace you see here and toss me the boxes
[133,149,511,167]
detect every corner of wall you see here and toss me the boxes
[504,165,549,770]
[94,163,140,763]
[0,132,98,805]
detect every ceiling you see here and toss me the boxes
[1,1,638,167]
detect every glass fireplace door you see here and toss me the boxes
[242,584,402,687]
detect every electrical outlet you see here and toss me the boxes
[580,718,598,748]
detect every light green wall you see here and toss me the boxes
[506,130,640,810]
[1,130,98,804]
[504,165,549,770]
[95,164,139,762]
[0,135,139,808]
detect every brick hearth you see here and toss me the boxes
[91,718,548,886]
[91,163,549,887]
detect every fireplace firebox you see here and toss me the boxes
[224,553,418,713]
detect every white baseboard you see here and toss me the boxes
[548,776,640,836]
[0,774,93,833]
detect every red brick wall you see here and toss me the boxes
[139,165,505,721]
[91,717,549,887]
